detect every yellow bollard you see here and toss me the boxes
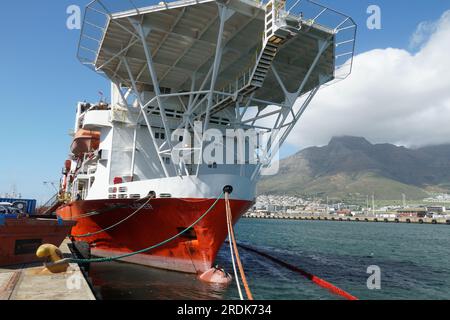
[36,244,69,273]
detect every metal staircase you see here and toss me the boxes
[202,0,292,118]
[38,193,62,215]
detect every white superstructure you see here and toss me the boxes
[66,0,356,203]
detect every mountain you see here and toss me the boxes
[258,136,450,200]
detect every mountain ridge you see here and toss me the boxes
[258,136,450,200]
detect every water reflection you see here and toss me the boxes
[89,261,230,300]
[87,220,450,300]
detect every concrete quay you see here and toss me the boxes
[0,239,95,300]
[244,213,450,225]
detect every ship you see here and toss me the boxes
[55,0,355,277]
[0,207,75,267]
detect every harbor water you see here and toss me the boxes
[87,219,450,300]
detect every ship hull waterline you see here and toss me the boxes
[57,198,253,274]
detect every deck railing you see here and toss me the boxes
[77,0,356,85]
[281,0,357,81]
[77,0,217,71]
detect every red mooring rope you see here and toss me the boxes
[237,243,358,300]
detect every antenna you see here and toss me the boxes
[98,90,104,103]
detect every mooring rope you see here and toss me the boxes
[224,191,244,300]
[224,190,254,300]
[59,187,355,301]
[236,243,358,301]
[69,196,153,239]
[53,192,224,265]
[71,196,148,220]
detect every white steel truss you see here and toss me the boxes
[77,0,356,181]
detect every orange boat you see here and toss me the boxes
[0,215,76,267]
[70,129,100,157]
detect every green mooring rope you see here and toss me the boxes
[69,197,153,238]
[68,192,224,264]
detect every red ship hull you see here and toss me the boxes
[57,198,253,273]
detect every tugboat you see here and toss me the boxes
[0,202,75,267]
[55,0,355,276]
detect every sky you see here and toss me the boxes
[286,1,450,153]
[0,0,449,202]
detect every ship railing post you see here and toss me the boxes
[95,0,138,36]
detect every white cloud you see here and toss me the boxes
[287,10,450,150]
[409,20,438,50]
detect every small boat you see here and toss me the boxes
[70,129,100,157]
[0,214,76,267]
